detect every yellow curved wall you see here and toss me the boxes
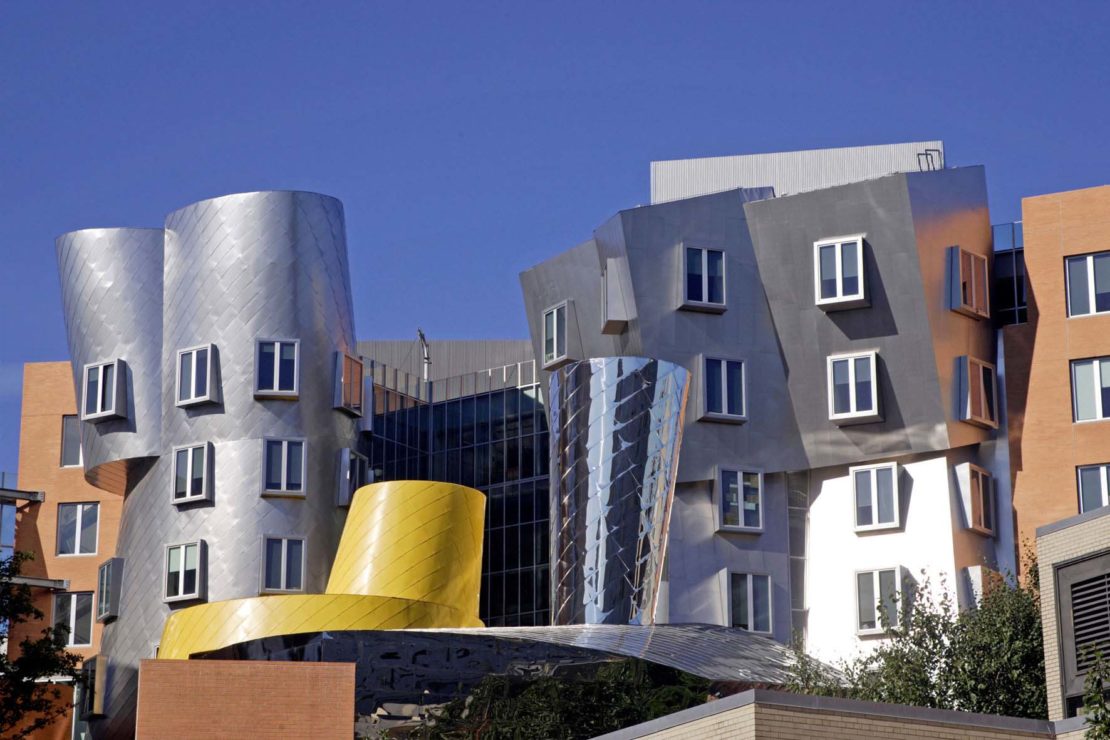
[158,480,485,660]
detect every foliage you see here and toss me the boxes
[1082,650,1110,739]
[0,551,85,739]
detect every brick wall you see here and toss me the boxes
[135,660,354,739]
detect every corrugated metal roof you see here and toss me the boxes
[358,339,533,380]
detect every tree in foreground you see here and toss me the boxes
[0,552,84,739]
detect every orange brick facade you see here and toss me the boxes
[135,660,355,739]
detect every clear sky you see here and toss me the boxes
[1,1,1109,475]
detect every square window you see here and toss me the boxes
[334,352,364,416]
[857,567,901,635]
[164,541,203,602]
[172,443,210,504]
[701,357,745,422]
[969,465,994,536]
[948,246,990,319]
[81,360,125,421]
[255,339,299,398]
[542,302,569,369]
[262,438,306,496]
[827,352,880,424]
[262,536,305,593]
[1072,357,1110,422]
[728,572,772,633]
[1066,252,1110,317]
[53,592,93,647]
[814,235,867,309]
[681,246,726,311]
[852,463,899,531]
[57,502,98,556]
[718,469,762,531]
[60,414,82,467]
[1078,464,1110,514]
[336,448,370,507]
[176,344,218,406]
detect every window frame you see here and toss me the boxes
[950,246,991,319]
[81,359,125,421]
[1077,463,1110,514]
[1072,356,1110,423]
[826,350,880,424]
[96,557,122,623]
[163,541,204,603]
[334,351,365,417]
[254,338,300,399]
[813,234,867,309]
[259,535,307,594]
[968,464,994,536]
[681,244,727,312]
[52,592,94,647]
[175,344,218,407]
[261,437,308,497]
[700,355,747,423]
[1065,252,1110,319]
[715,467,763,532]
[336,447,370,507]
[56,502,99,557]
[171,442,211,505]
[851,462,900,532]
[541,301,570,369]
[855,567,903,636]
[960,356,999,429]
[725,570,773,634]
[60,414,83,468]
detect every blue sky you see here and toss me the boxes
[1,1,1109,474]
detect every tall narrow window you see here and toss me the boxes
[958,356,998,428]
[719,469,761,530]
[1073,357,1110,422]
[857,568,901,634]
[263,439,306,496]
[542,303,568,368]
[57,502,98,556]
[949,246,990,318]
[60,414,82,467]
[729,573,771,633]
[335,352,364,416]
[1078,464,1110,513]
[176,345,217,406]
[96,558,122,622]
[827,352,879,423]
[969,466,994,535]
[172,443,209,503]
[337,448,369,507]
[82,360,123,421]
[53,592,93,647]
[814,235,866,308]
[1066,252,1110,317]
[165,542,202,601]
[262,537,305,592]
[853,463,899,531]
[702,357,745,421]
[683,246,726,309]
[255,339,299,397]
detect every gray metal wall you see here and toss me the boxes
[358,339,534,380]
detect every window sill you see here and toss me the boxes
[856,627,892,638]
[968,525,995,538]
[854,523,900,534]
[56,552,98,558]
[951,305,990,320]
[830,411,882,426]
[173,495,211,506]
[260,588,306,596]
[96,613,117,624]
[718,525,763,535]
[81,409,123,423]
[176,396,218,409]
[699,412,747,425]
[261,490,307,499]
[961,416,998,430]
[816,296,869,312]
[334,404,364,418]
[164,594,203,605]
[254,390,299,401]
[679,301,727,315]
[542,355,574,372]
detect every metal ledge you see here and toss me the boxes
[0,486,44,503]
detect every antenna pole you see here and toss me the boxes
[417,329,431,382]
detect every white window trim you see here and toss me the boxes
[724,570,773,635]
[680,244,727,312]
[163,541,204,603]
[96,557,122,623]
[171,442,210,504]
[826,351,880,423]
[813,234,867,308]
[850,462,901,532]
[855,567,903,636]
[261,437,308,497]
[961,356,999,429]
[1072,357,1110,423]
[1065,252,1110,319]
[542,301,570,370]
[81,359,124,421]
[254,338,300,399]
[259,535,307,594]
[175,344,218,407]
[1077,463,1110,513]
[53,592,93,647]
[333,351,365,417]
[715,466,763,533]
[60,415,83,468]
[699,355,747,423]
[968,464,994,536]
[56,502,98,557]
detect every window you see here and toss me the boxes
[1072,357,1110,422]
[853,463,899,531]
[814,235,866,308]
[1066,252,1110,317]
[1078,464,1110,513]
[958,356,998,428]
[702,357,745,421]
[335,352,364,416]
[719,469,761,530]
[172,443,209,504]
[683,246,726,310]
[53,592,93,647]
[60,414,82,467]
[96,558,122,622]
[1,501,14,562]
[82,360,124,421]
[164,542,203,601]
[827,352,879,423]
[857,568,901,634]
[262,536,305,592]
[176,344,217,406]
[263,438,306,496]
[729,573,771,633]
[969,465,994,535]
[949,246,990,318]
[255,339,299,397]
[542,302,568,368]
[336,448,370,507]
[57,502,98,556]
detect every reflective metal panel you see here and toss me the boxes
[549,357,688,625]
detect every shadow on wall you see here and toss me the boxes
[826,241,900,341]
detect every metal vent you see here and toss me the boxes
[1072,572,1110,671]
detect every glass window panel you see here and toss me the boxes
[721,471,740,527]
[84,369,98,416]
[183,544,198,595]
[707,250,725,304]
[286,539,303,590]
[265,538,283,590]
[1,503,15,548]
[742,473,761,528]
[179,352,192,402]
[1068,257,1091,316]
[57,504,77,555]
[854,357,873,412]
[686,247,703,302]
[543,311,555,362]
[752,575,771,633]
[819,245,837,299]
[173,449,188,499]
[854,471,872,527]
[981,473,993,530]
[195,348,208,397]
[705,358,722,414]
[265,440,284,489]
[1101,360,1110,420]
[731,573,749,630]
[1095,254,1110,313]
[101,363,114,411]
[73,593,92,645]
[278,343,296,391]
[54,594,69,634]
[981,365,996,422]
[879,570,899,628]
[841,241,859,296]
[876,467,895,524]
[726,361,744,416]
[286,441,303,491]
[166,547,182,598]
[974,255,989,313]
[832,359,851,414]
[190,446,205,497]
[1080,466,1105,512]
[79,503,97,554]
[61,415,82,467]
[961,250,973,306]
[857,572,876,630]
[258,342,275,390]
[555,306,566,359]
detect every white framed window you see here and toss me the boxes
[701,357,746,422]
[968,465,994,536]
[827,351,879,423]
[1066,252,1110,317]
[814,234,866,309]
[96,557,123,622]
[255,339,299,398]
[60,414,82,467]
[1078,463,1110,513]
[1072,357,1110,422]
[728,572,772,633]
[682,246,726,311]
[172,443,210,504]
[334,352,364,416]
[948,246,990,319]
[53,592,93,647]
[959,356,998,428]
[57,502,98,556]
[717,469,762,531]
[856,567,902,635]
[81,360,125,421]
[336,448,370,507]
[262,438,306,496]
[176,344,218,406]
[261,536,305,593]
[852,463,899,531]
[542,302,568,368]
[164,541,203,602]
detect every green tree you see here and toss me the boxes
[0,552,85,739]
[1082,650,1110,739]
